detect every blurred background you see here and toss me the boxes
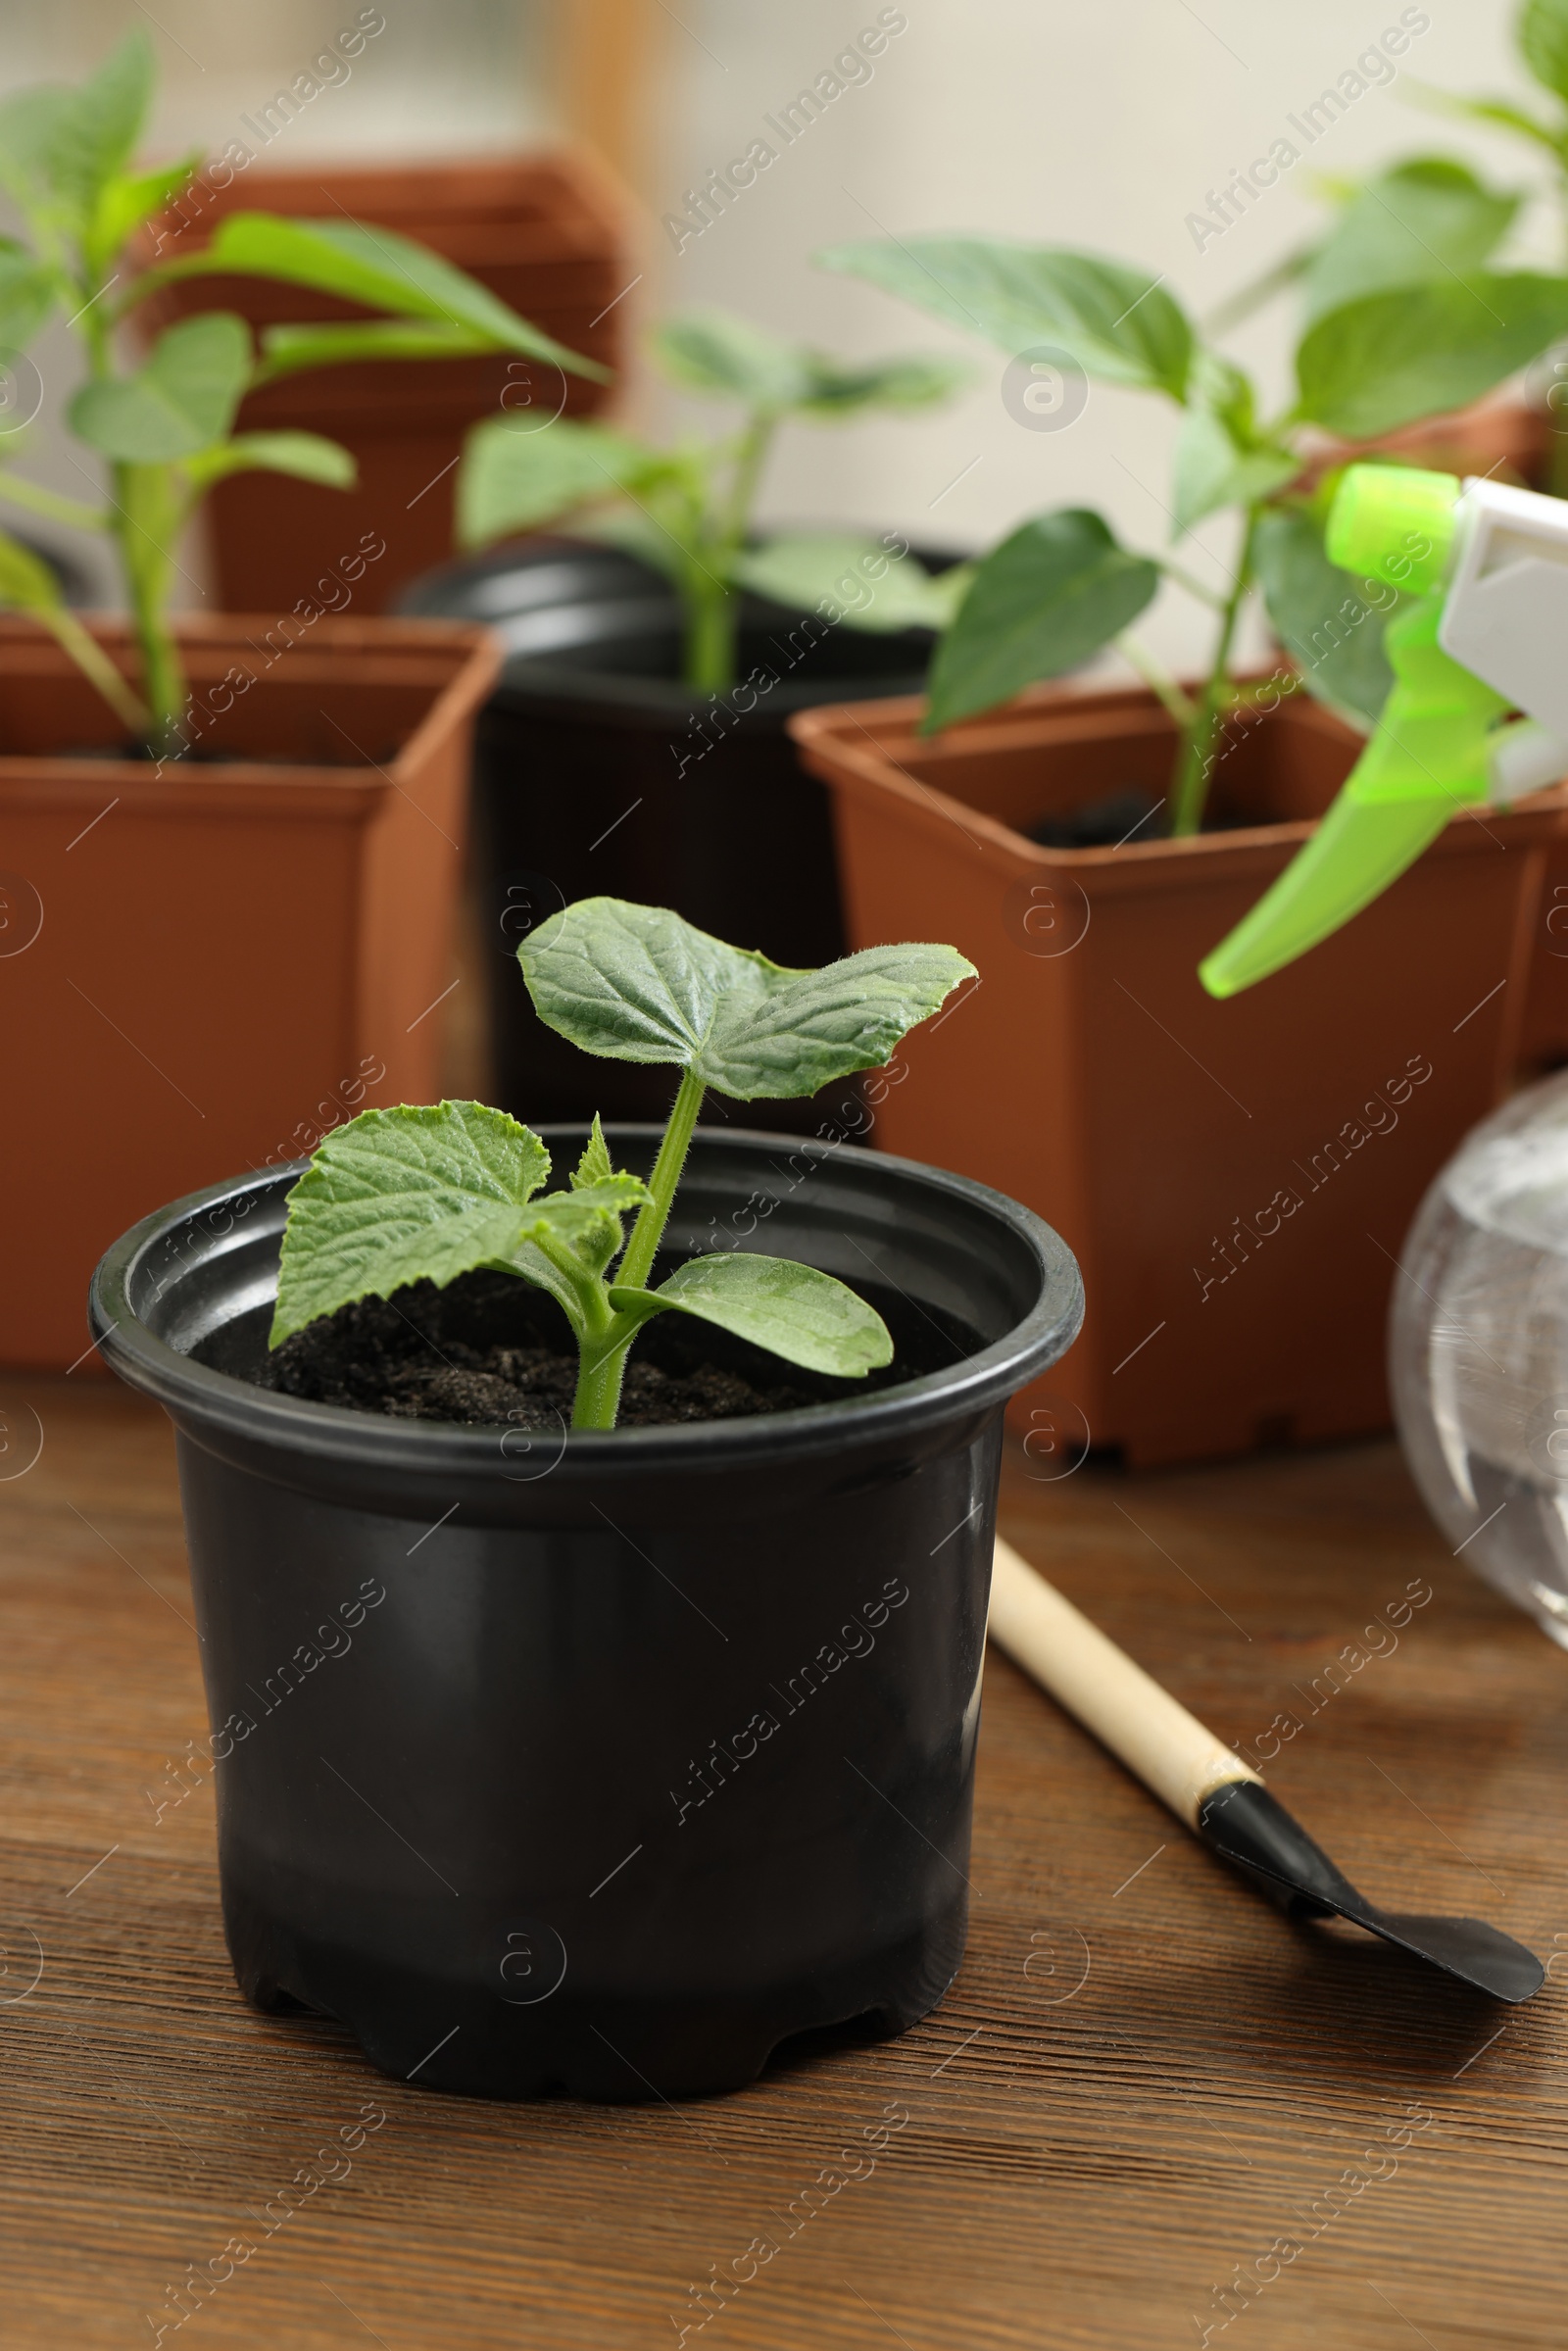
[0,0,1541,670]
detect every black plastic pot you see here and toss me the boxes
[90,1125,1081,2102]
[398,538,948,1130]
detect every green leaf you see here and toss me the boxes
[522,1176,654,1290]
[1187,349,1260,444]
[0,89,75,226]
[0,31,153,235]
[252,318,495,385]
[572,1114,616,1191]
[654,311,816,407]
[796,350,971,416]
[564,1113,634,1276]
[181,431,356,493]
[535,1177,653,1229]
[90,152,202,272]
[518,899,975,1102]
[1172,403,1298,536]
[610,1253,893,1379]
[157,213,607,378]
[1302,159,1520,323]
[1170,355,1298,535]
[732,534,967,631]
[0,253,58,353]
[1296,273,1568,438]
[457,416,668,547]
[1521,0,1568,102]
[1254,506,1403,732]
[818,237,1193,398]
[273,1102,552,1343]
[51,31,153,213]
[1447,93,1563,147]
[0,525,66,613]
[1399,75,1564,146]
[573,506,686,583]
[650,312,966,417]
[69,312,251,462]
[924,510,1159,732]
[270,1100,655,1345]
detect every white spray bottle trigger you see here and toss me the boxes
[1439,477,1568,758]
[1489,718,1568,805]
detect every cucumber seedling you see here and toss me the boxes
[270,898,975,1429]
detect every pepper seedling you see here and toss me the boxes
[0,29,601,756]
[818,226,1568,829]
[457,307,971,694]
[270,899,975,1430]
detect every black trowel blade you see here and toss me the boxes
[1197,1780,1544,2005]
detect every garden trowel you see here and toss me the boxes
[988,1538,1544,2002]
[1200,462,1568,998]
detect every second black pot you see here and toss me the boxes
[399,536,947,1131]
[90,1126,1081,2101]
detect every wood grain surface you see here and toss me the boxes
[2,1378,1565,2348]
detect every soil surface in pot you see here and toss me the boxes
[1025,785,1272,849]
[1028,786,1164,848]
[262,1284,813,1426]
[212,1265,966,1429]
[62,740,403,768]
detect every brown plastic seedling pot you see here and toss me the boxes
[136,154,626,615]
[1297,394,1550,497]
[791,683,1568,1468]
[0,612,500,1369]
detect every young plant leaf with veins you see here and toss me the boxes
[0,28,606,752]
[457,304,969,694]
[819,221,1568,832]
[272,900,975,1430]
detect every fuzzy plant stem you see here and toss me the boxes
[679,409,778,695]
[1169,510,1259,838]
[72,286,187,753]
[569,1066,709,1429]
[618,1064,707,1290]
[39,606,151,735]
[568,1289,636,1432]
[113,461,186,754]
[683,574,739,697]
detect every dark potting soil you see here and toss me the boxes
[1027,787,1166,849]
[259,1273,823,1429]
[64,742,402,767]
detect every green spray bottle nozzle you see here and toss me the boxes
[1325,463,1458,592]
[1199,465,1510,1000]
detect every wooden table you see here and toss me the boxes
[3,1379,1565,2349]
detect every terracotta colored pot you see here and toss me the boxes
[0,613,500,1368]
[1295,393,1550,496]
[136,154,626,616]
[1532,853,1568,1068]
[791,682,1568,1467]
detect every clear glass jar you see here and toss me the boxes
[1393,1066,1568,1648]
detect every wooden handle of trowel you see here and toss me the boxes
[988,1537,1262,1829]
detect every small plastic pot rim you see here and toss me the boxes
[87,1128,1086,1479]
